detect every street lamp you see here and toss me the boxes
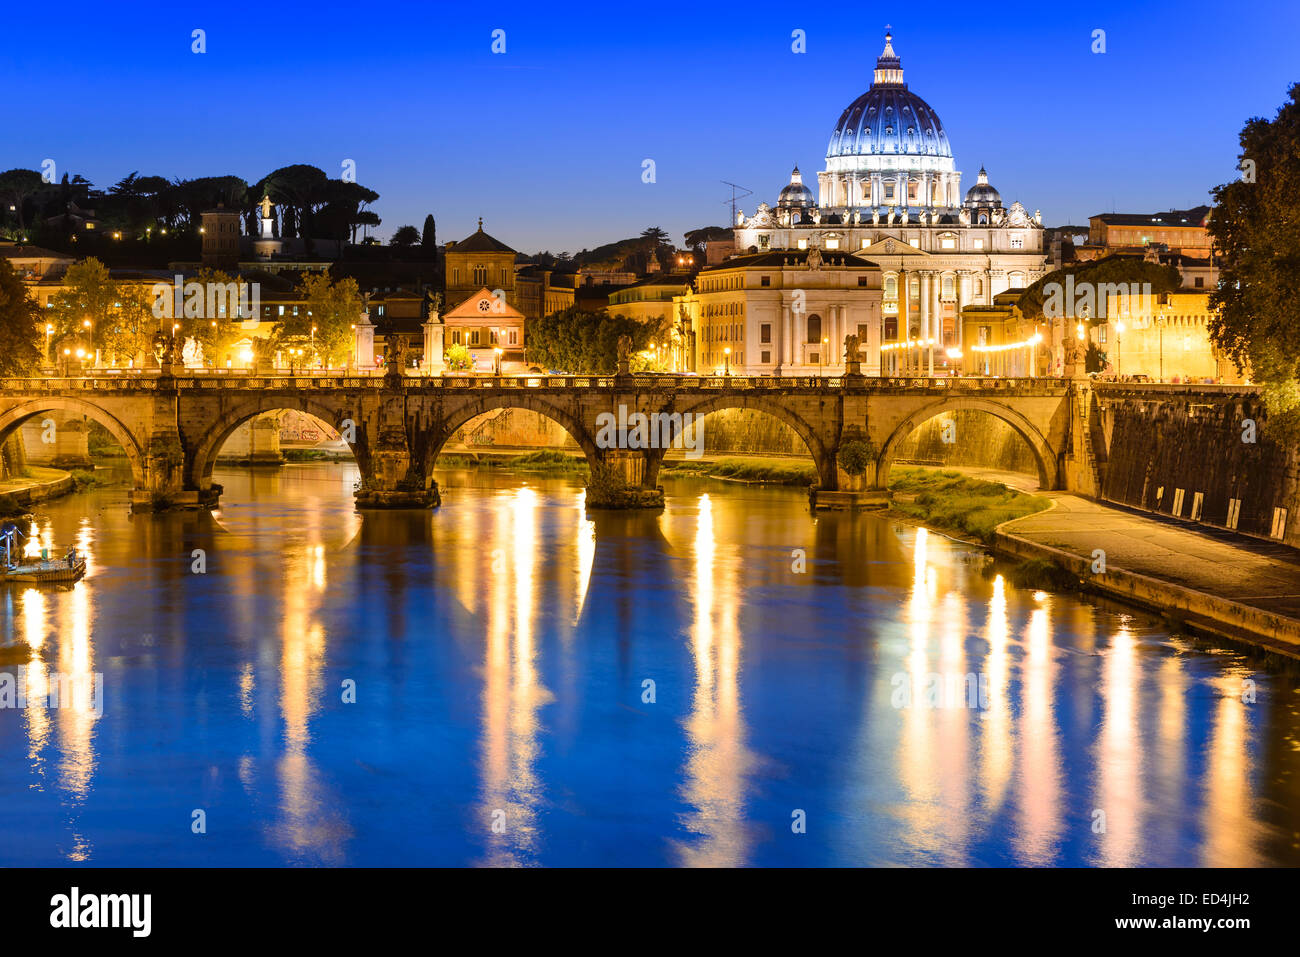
[820,336,828,376]
[723,346,731,376]
[1114,320,1124,378]
[493,346,502,375]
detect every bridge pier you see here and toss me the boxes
[354,427,439,509]
[586,451,664,509]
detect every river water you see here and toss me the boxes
[2,462,1299,866]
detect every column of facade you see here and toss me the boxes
[899,172,910,209]
[955,270,969,364]
[918,272,931,376]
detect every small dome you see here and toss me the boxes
[963,166,1002,207]
[777,165,814,209]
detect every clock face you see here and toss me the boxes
[477,298,491,313]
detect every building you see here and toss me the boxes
[442,287,526,373]
[1092,290,1244,383]
[674,249,881,375]
[729,30,1048,375]
[443,221,518,314]
[1087,206,1213,258]
[607,275,694,327]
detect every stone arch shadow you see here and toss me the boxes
[642,393,835,488]
[875,396,1060,490]
[189,396,366,491]
[0,396,147,487]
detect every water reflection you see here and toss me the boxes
[1,463,1299,866]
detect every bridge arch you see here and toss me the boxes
[0,396,147,487]
[645,393,835,488]
[875,396,1059,490]
[190,396,364,491]
[426,393,603,474]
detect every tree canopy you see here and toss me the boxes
[524,307,654,374]
[1207,83,1300,420]
[0,259,42,374]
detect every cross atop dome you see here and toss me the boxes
[873,28,905,87]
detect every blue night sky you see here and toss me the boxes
[3,0,1296,253]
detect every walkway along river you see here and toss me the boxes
[0,462,1298,865]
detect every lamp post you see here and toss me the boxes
[723,346,731,376]
[821,336,828,377]
[1114,320,1124,378]
[493,346,502,376]
[45,323,53,369]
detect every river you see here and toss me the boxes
[1,461,1298,866]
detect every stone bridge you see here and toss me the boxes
[0,368,1114,511]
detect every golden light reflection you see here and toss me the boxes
[1096,622,1140,865]
[980,575,1013,816]
[677,493,753,867]
[269,526,349,864]
[574,490,595,625]
[1015,606,1061,864]
[1202,670,1260,866]
[479,486,552,866]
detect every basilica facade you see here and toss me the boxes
[723,31,1049,376]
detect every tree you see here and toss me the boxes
[186,267,249,368]
[524,306,653,373]
[281,273,361,369]
[1084,341,1107,374]
[0,259,42,374]
[0,168,45,235]
[1018,255,1182,324]
[259,165,328,250]
[1208,84,1300,430]
[48,258,118,362]
[390,225,420,247]
[421,214,437,251]
[445,342,472,370]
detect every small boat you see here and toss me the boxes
[0,557,87,584]
[0,522,87,586]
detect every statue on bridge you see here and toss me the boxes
[843,333,862,375]
[152,330,175,369]
[616,334,633,375]
[383,332,407,375]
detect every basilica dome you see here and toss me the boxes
[826,33,952,161]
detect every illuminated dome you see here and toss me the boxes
[963,167,1002,207]
[818,32,961,211]
[826,32,952,161]
[777,166,814,209]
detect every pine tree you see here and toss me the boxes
[421,214,437,251]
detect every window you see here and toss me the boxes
[809,352,820,364]
[1010,237,1024,249]
[941,237,955,250]
[973,238,984,250]
[453,268,460,284]
[1099,327,1107,344]
[797,239,808,250]
[471,330,481,346]
[942,275,954,297]
[474,265,487,285]
[884,317,898,339]
[858,276,868,286]
[1194,277,1204,288]
[909,239,920,248]
[760,275,770,287]
[825,238,839,250]
[806,314,822,342]
[760,324,771,343]
[761,351,770,364]
[509,329,518,345]
[884,276,897,298]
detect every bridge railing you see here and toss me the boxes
[1,372,1077,393]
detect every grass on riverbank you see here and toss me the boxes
[439,450,591,474]
[662,456,817,485]
[887,467,1050,544]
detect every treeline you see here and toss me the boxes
[0,164,437,255]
